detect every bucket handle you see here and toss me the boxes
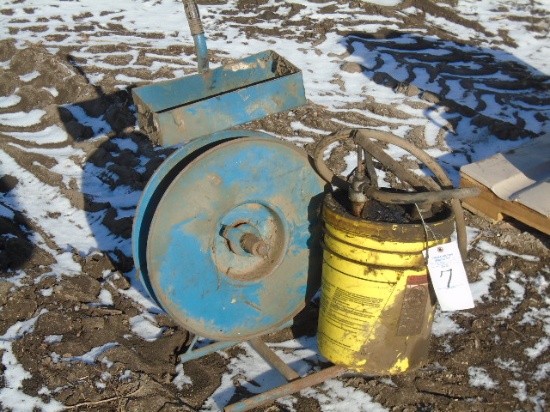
[182,0,209,73]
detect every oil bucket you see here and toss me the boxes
[317,192,455,374]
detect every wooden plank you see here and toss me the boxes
[460,173,550,235]
[460,134,550,219]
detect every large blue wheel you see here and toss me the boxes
[132,131,325,341]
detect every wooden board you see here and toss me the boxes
[460,134,550,235]
[460,173,550,235]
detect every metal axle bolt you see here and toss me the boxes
[223,224,269,257]
[240,233,269,257]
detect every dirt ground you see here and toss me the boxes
[0,0,549,411]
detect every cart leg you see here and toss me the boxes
[224,365,346,412]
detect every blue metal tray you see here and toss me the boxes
[132,50,306,147]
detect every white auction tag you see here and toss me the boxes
[424,241,475,311]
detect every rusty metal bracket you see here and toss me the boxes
[176,319,347,411]
[224,340,346,412]
[177,332,346,411]
[180,335,238,363]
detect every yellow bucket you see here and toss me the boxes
[317,193,455,374]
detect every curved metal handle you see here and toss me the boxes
[313,128,481,259]
[366,186,480,205]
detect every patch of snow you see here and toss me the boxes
[342,151,357,177]
[110,270,161,312]
[533,362,550,381]
[0,94,21,108]
[40,288,53,297]
[19,71,40,82]
[111,137,138,152]
[509,380,528,402]
[362,0,404,5]
[468,366,498,389]
[0,204,14,219]
[494,358,522,374]
[62,342,119,364]
[0,310,63,412]
[432,311,464,337]
[98,288,114,306]
[495,272,525,318]
[119,369,132,381]
[129,313,165,341]
[303,379,388,411]
[524,338,550,360]
[44,335,63,344]
[0,109,46,127]
[173,362,192,390]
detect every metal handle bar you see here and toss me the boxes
[182,0,209,72]
[366,186,480,205]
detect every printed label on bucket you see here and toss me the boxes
[320,277,386,333]
[424,241,475,311]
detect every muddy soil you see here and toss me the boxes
[0,1,549,411]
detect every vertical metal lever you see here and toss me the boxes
[182,0,209,72]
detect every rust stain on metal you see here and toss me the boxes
[173,110,186,131]
[226,61,259,72]
[244,300,261,311]
[207,173,222,186]
[224,365,346,412]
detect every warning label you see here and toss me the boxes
[321,278,385,332]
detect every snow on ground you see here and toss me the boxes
[0,0,549,410]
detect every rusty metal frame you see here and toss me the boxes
[178,332,346,411]
[180,335,238,363]
[224,341,346,412]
